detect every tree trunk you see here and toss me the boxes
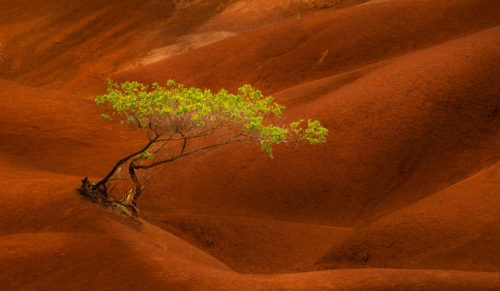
[128,162,143,216]
[77,177,108,202]
[94,136,159,190]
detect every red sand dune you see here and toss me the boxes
[115,0,500,93]
[1,0,499,289]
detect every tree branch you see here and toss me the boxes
[179,132,187,154]
[134,134,247,170]
[155,126,220,143]
[95,135,160,188]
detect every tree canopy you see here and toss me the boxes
[96,80,328,157]
[80,80,328,216]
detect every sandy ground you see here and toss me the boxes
[0,0,499,289]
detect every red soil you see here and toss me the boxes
[115,0,500,93]
[1,0,499,289]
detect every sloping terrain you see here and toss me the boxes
[137,24,500,273]
[0,0,499,289]
[115,0,500,93]
[0,0,367,93]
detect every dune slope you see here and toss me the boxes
[115,0,500,93]
[0,0,499,289]
[140,24,500,225]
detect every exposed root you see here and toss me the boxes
[77,177,138,217]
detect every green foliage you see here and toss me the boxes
[100,113,112,120]
[138,151,155,160]
[87,80,329,216]
[96,80,328,157]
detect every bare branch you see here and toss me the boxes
[134,134,248,170]
[154,125,222,143]
[179,132,187,154]
[129,112,142,128]
[146,129,154,142]
[152,140,169,154]
[150,132,176,154]
[95,135,160,188]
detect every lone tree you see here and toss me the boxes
[79,80,328,216]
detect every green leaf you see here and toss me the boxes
[100,113,112,120]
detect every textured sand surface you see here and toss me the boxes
[0,0,499,289]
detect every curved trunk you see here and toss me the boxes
[128,161,143,216]
[94,136,159,190]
